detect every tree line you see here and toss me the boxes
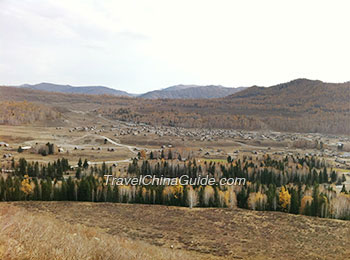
[1,155,349,220]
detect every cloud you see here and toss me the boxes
[0,0,349,93]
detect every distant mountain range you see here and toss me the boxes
[139,85,246,99]
[17,83,133,97]
[13,83,246,99]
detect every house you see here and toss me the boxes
[0,142,9,147]
[20,146,32,150]
[337,143,344,151]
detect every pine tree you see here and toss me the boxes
[83,159,89,169]
[75,168,82,179]
[33,178,41,200]
[78,178,91,201]
[290,188,299,214]
[341,184,347,194]
[78,158,83,168]
[67,177,75,201]
[168,150,173,160]
[0,176,6,201]
[18,158,27,176]
[41,178,52,201]
[177,153,182,161]
[311,184,319,217]
[331,171,337,183]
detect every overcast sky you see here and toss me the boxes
[0,0,349,93]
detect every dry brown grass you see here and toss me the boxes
[0,203,201,260]
[10,201,350,260]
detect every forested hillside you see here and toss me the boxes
[0,101,61,125]
[99,79,350,134]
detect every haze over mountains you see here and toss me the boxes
[14,83,246,99]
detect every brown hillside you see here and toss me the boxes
[9,201,350,260]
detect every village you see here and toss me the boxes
[1,118,350,175]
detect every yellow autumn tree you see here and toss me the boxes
[300,195,313,214]
[140,150,147,159]
[20,175,33,200]
[224,186,237,209]
[171,181,183,199]
[279,186,291,211]
[248,192,267,210]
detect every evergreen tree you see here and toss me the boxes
[168,150,173,160]
[78,158,83,168]
[41,178,52,201]
[311,184,319,217]
[75,168,82,179]
[331,171,337,183]
[67,177,75,201]
[290,188,299,214]
[78,178,91,201]
[341,184,347,194]
[83,159,89,169]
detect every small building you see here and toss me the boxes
[0,142,9,147]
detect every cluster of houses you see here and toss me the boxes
[0,142,11,158]
[50,121,350,170]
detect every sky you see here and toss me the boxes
[0,0,349,94]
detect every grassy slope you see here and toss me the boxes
[4,201,350,260]
[0,203,210,260]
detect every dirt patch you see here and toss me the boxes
[0,135,33,143]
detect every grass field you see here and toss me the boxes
[3,201,350,260]
[0,203,212,260]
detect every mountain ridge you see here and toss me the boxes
[18,82,134,97]
[11,82,247,99]
[140,85,246,99]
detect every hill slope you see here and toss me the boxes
[140,85,246,99]
[113,79,350,134]
[10,201,350,260]
[228,78,349,102]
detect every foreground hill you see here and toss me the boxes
[0,203,202,260]
[140,85,246,99]
[17,82,134,97]
[6,201,350,260]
